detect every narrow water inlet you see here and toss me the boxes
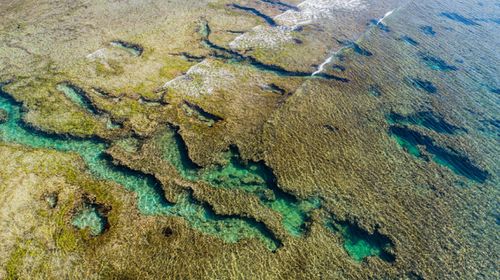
[57,83,123,129]
[194,22,349,81]
[0,87,280,250]
[157,128,321,236]
[439,12,480,26]
[110,40,144,56]
[400,35,419,46]
[181,101,223,126]
[57,83,100,114]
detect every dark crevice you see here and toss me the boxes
[387,111,465,134]
[260,83,287,95]
[198,22,349,81]
[167,124,203,171]
[389,125,489,183]
[323,124,339,133]
[58,82,124,129]
[228,4,277,26]
[337,40,373,56]
[58,82,101,115]
[91,87,124,100]
[202,38,349,81]
[326,217,396,263]
[110,40,144,56]
[182,100,223,124]
[419,52,458,71]
[260,0,299,11]
[405,77,437,94]
[331,64,346,72]
[161,226,174,237]
[420,25,436,36]
[226,30,246,34]
[488,87,500,95]
[400,35,419,46]
[368,19,391,32]
[171,52,206,63]
[440,12,480,26]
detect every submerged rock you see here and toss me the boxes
[0,108,7,123]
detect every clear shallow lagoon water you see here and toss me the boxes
[0,87,394,259]
[0,89,280,250]
[0,0,498,271]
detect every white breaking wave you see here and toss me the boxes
[377,9,394,25]
[163,0,370,93]
[311,7,398,76]
[311,56,333,76]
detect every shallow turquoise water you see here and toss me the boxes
[158,129,321,236]
[326,219,394,263]
[57,83,97,114]
[72,203,107,236]
[0,89,279,250]
[389,125,489,183]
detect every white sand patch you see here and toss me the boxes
[162,0,368,89]
[276,0,367,28]
[86,48,109,60]
[163,60,236,97]
[229,0,367,51]
[229,25,293,50]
